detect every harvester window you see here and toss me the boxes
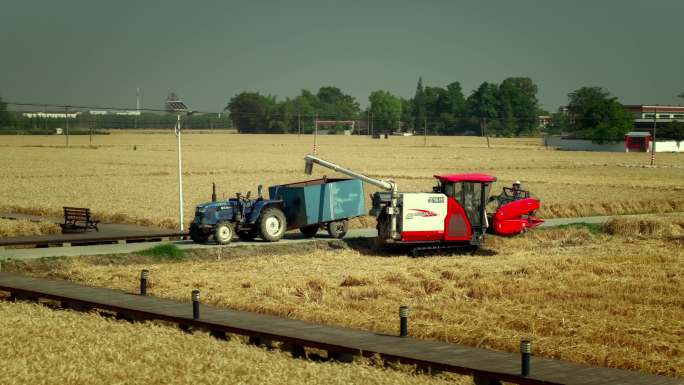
[462,182,482,227]
[443,182,463,203]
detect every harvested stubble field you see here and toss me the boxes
[1,132,683,230]
[0,218,61,238]
[5,217,683,379]
[0,300,463,385]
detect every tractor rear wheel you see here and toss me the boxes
[299,225,319,238]
[327,220,348,239]
[214,222,234,245]
[258,207,286,242]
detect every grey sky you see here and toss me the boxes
[1,0,682,112]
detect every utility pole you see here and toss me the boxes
[371,112,374,137]
[367,110,370,136]
[651,105,657,166]
[135,87,140,129]
[313,113,318,154]
[424,116,427,146]
[176,113,184,231]
[484,117,490,148]
[298,111,301,136]
[65,105,70,148]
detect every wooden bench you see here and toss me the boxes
[60,207,100,232]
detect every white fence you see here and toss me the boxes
[546,136,683,153]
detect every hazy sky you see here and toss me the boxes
[1,0,682,112]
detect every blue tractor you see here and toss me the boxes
[189,185,286,244]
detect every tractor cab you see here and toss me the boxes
[434,173,496,242]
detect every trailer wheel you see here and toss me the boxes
[327,220,348,239]
[214,222,234,245]
[258,207,286,242]
[299,225,319,238]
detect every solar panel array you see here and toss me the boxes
[165,101,188,111]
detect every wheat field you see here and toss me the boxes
[0,218,61,238]
[0,300,467,385]
[5,218,683,378]
[1,132,683,229]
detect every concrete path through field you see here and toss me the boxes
[0,212,681,261]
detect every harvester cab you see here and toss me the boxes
[432,173,495,244]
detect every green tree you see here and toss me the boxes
[546,109,571,135]
[497,77,539,136]
[659,120,684,141]
[566,87,633,143]
[412,77,426,132]
[678,92,684,99]
[225,92,277,133]
[445,82,466,117]
[399,98,413,133]
[0,96,11,128]
[369,90,402,133]
[315,86,360,121]
[423,86,447,133]
[466,82,499,135]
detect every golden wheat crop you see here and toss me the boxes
[0,218,61,238]
[1,132,683,229]
[6,218,683,378]
[0,300,466,385]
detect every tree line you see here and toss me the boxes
[226,77,545,136]
[2,88,683,141]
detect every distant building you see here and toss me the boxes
[538,115,552,129]
[22,111,80,119]
[88,110,141,116]
[625,105,684,133]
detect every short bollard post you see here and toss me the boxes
[399,306,409,337]
[140,269,149,296]
[520,339,532,376]
[192,290,200,320]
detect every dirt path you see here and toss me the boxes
[1,212,681,261]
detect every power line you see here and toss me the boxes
[6,101,676,125]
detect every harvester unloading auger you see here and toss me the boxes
[304,155,543,252]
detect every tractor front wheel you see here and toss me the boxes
[299,225,319,238]
[258,207,286,242]
[327,220,348,239]
[214,222,234,245]
[189,224,210,244]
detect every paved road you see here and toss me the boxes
[1,212,681,261]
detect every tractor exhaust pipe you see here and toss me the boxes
[211,182,217,202]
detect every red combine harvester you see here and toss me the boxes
[304,155,543,253]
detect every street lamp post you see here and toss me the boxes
[166,100,190,232]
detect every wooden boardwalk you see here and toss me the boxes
[0,272,680,385]
[0,213,183,248]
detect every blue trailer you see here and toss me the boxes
[269,178,365,238]
[189,178,365,244]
